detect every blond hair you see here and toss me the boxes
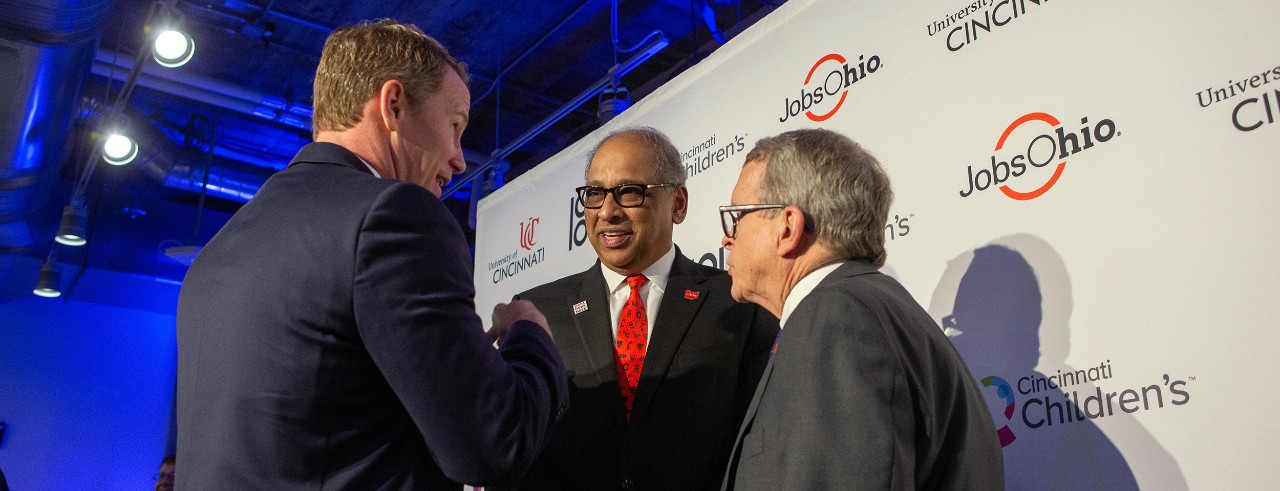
[312,19,468,135]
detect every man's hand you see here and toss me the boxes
[490,300,551,343]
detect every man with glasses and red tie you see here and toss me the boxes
[503,127,778,491]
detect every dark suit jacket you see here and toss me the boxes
[176,142,568,489]
[510,252,778,490]
[724,261,1003,490]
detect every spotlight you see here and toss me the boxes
[55,203,88,246]
[102,133,139,165]
[153,29,195,68]
[33,259,62,298]
[597,87,631,124]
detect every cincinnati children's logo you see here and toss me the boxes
[978,361,1192,448]
[778,52,882,123]
[958,112,1119,200]
[487,217,546,284]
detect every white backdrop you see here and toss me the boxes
[474,0,1280,488]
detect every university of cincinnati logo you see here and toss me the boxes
[958,112,1119,200]
[520,217,539,250]
[487,217,546,284]
[778,52,882,123]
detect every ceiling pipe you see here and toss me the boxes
[94,48,315,132]
[0,0,117,253]
[123,106,267,203]
[470,0,596,106]
[94,48,503,191]
[442,34,669,200]
[0,0,117,45]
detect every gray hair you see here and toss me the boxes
[585,126,686,185]
[743,128,892,267]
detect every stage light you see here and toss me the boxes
[33,259,62,298]
[102,133,139,165]
[598,87,631,124]
[55,203,89,246]
[153,29,195,68]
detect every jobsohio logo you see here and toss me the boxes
[959,112,1119,200]
[778,52,883,123]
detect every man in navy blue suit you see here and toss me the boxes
[176,20,567,489]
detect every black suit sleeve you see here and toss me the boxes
[351,182,568,486]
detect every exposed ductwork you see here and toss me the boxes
[0,0,118,253]
[131,119,268,203]
[94,48,505,204]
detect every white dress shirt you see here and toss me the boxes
[599,245,677,344]
[779,260,848,329]
[356,156,382,178]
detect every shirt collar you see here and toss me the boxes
[779,260,848,328]
[600,245,677,294]
[356,155,382,178]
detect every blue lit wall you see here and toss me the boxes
[0,257,178,490]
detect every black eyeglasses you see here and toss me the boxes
[719,204,787,238]
[576,183,677,209]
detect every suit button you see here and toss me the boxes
[621,478,635,489]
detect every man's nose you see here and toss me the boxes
[596,194,625,221]
[448,151,466,175]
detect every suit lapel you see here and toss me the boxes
[628,253,706,425]
[569,262,628,428]
[725,353,776,487]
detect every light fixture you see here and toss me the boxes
[52,0,172,250]
[102,133,139,165]
[597,86,630,124]
[54,202,88,246]
[152,28,195,68]
[33,256,62,298]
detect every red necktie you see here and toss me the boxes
[615,274,648,421]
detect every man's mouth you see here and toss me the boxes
[598,230,632,247]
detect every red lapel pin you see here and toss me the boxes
[684,290,699,300]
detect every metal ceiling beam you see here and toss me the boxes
[442,34,670,200]
[93,48,501,178]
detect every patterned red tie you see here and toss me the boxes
[615,274,649,421]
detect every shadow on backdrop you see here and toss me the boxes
[928,234,1186,490]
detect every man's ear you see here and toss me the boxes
[671,186,689,225]
[377,79,407,131]
[776,205,809,257]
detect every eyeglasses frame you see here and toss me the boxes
[575,183,678,209]
[718,204,788,238]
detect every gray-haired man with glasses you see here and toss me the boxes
[718,128,1003,490]
[503,126,778,491]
